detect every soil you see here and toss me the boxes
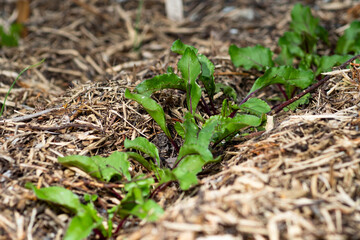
[1,0,360,239]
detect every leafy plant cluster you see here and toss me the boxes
[26,3,360,239]
[229,3,359,110]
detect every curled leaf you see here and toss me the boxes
[125,137,160,166]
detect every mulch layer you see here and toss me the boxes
[1,0,360,239]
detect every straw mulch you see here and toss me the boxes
[1,0,360,239]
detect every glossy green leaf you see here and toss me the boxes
[229,44,274,70]
[248,66,314,97]
[58,151,130,182]
[125,89,172,139]
[100,152,131,181]
[315,54,353,76]
[239,98,271,116]
[125,137,160,166]
[126,152,152,171]
[210,114,262,143]
[198,54,216,98]
[177,144,213,163]
[64,205,103,240]
[215,83,237,101]
[336,21,360,54]
[174,121,185,139]
[171,39,198,55]
[198,115,220,147]
[182,113,199,145]
[134,73,186,97]
[26,183,83,214]
[173,155,205,190]
[178,48,202,113]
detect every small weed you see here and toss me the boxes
[0,59,45,118]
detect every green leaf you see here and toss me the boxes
[248,66,314,97]
[125,137,160,166]
[177,144,213,163]
[178,48,202,114]
[119,176,163,221]
[315,54,353,76]
[210,114,262,144]
[129,199,164,222]
[292,3,328,44]
[124,176,154,197]
[198,115,220,147]
[277,31,304,65]
[171,39,198,55]
[284,93,312,111]
[299,53,316,71]
[58,151,131,182]
[126,152,152,171]
[125,89,172,139]
[64,205,103,240]
[26,183,83,214]
[101,152,131,181]
[239,98,271,116]
[221,99,232,117]
[156,168,177,183]
[175,112,217,165]
[198,54,216,98]
[182,113,199,145]
[215,83,237,101]
[174,121,185,139]
[173,155,205,190]
[134,73,186,97]
[336,20,360,54]
[290,3,319,37]
[277,4,328,65]
[229,44,274,71]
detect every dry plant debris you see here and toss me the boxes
[0,0,360,239]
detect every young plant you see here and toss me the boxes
[229,3,358,111]
[0,59,45,118]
